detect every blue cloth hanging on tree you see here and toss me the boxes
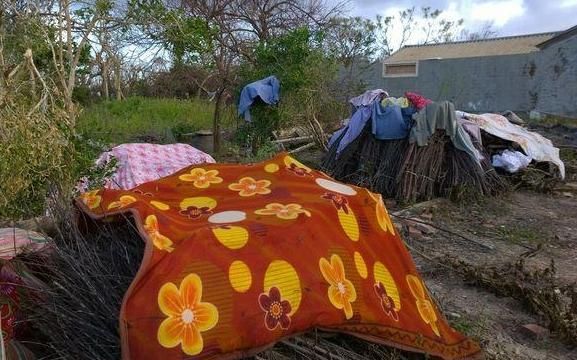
[238,76,280,122]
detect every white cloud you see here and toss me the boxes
[559,0,577,7]
[469,0,526,27]
[381,6,408,18]
[353,0,528,29]
[347,0,574,39]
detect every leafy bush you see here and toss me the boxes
[242,27,330,93]
[0,53,77,219]
[223,140,278,164]
[0,107,74,218]
[0,47,105,220]
[236,28,346,151]
[73,84,93,106]
[171,122,198,140]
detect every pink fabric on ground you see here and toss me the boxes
[96,143,215,190]
[0,228,49,260]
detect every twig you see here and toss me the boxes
[272,135,313,144]
[280,339,328,360]
[391,213,495,250]
[403,241,456,272]
[311,114,328,152]
[289,142,315,154]
[24,49,51,117]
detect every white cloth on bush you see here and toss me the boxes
[492,150,532,173]
[459,112,565,179]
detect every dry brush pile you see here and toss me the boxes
[444,257,577,345]
[16,208,417,360]
[322,126,508,204]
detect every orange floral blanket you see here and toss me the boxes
[76,153,480,360]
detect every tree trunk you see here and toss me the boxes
[212,88,224,155]
[114,57,122,101]
[29,62,36,97]
[102,59,110,100]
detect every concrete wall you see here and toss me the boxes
[378,54,533,113]
[530,35,577,118]
[356,35,577,117]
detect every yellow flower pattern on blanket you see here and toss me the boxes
[254,203,311,220]
[319,254,357,319]
[80,190,102,209]
[143,215,174,252]
[406,274,440,337]
[179,168,223,188]
[108,195,137,209]
[157,274,219,355]
[228,177,271,197]
[369,191,395,235]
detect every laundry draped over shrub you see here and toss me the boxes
[324,89,564,203]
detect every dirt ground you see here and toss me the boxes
[396,191,577,360]
[390,123,577,360]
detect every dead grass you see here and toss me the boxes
[448,314,489,344]
[444,257,577,345]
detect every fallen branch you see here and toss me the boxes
[403,241,456,273]
[557,144,577,150]
[391,213,495,250]
[289,142,315,154]
[444,257,577,345]
[272,135,313,144]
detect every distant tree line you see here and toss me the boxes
[0,0,497,151]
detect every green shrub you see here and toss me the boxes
[171,122,198,140]
[72,135,116,194]
[236,28,345,152]
[72,85,93,106]
[0,76,76,219]
[0,51,102,219]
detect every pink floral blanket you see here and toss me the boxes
[87,143,215,190]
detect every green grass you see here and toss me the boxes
[497,224,547,246]
[77,97,218,144]
[560,148,576,162]
[449,314,489,344]
[524,113,577,127]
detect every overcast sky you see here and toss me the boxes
[346,0,576,40]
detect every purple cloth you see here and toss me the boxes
[349,89,388,108]
[330,101,411,156]
[459,118,482,143]
[331,107,371,153]
[78,143,215,191]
